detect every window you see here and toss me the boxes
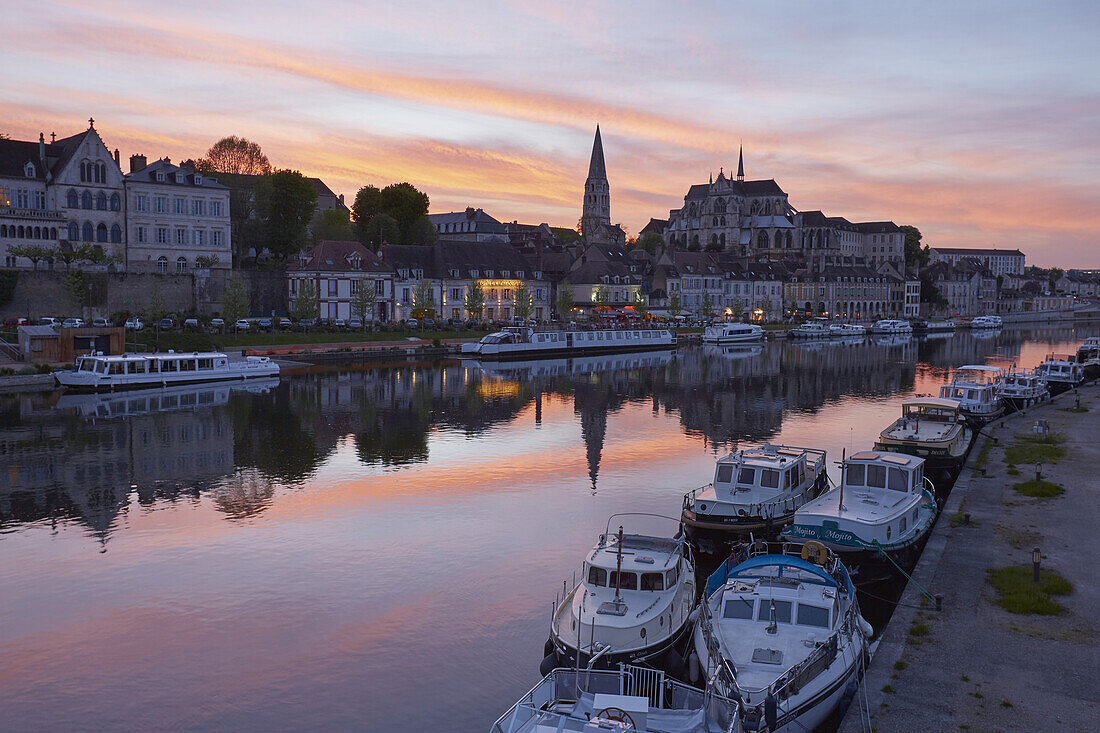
[68,222,79,240]
[136,226,147,243]
[846,464,865,486]
[737,466,756,486]
[176,257,187,273]
[796,604,830,628]
[211,200,222,217]
[110,224,122,243]
[174,198,185,214]
[15,189,29,208]
[866,464,887,489]
[640,573,664,591]
[135,195,149,212]
[81,191,92,209]
[587,565,607,586]
[757,600,792,624]
[211,230,223,247]
[155,196,167,213]
[82,222,93,241]
[888,468,908,492]
[96,192,107,210]
[34,190,46,209]
[716,464,734,483]
[665,565,679,587]
[193,230,205,246]
[156,227,168,244]
[80,160,92,182]
[176,228,187,244]
[608,571,637,591]
[156,171,166,182]
[722,598,754,619]
[157,256,168,273]
[192,199,206,216]
[760,469,780,489]
[328,280,338,296]
[899,516,907,533]
[66,189,78,208]
[351,279,360,294]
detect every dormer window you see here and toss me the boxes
[485,270,494,278]
[533,271,542,280]
[399,269,409,279]
[155,170,165,182]
[470,269,479,278]
[516,271,524,279]
[194,174,203,185]
[24,162,35,178]
[501,270,510,278]
[449,269,459,278]
[173,172,182,183]
[350,256,361,270]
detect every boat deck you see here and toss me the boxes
[881,418,957,443]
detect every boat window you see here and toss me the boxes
[845,464,865,486]
[716,464,734,484]
[587,565,607,587]
[757,599,792,624]
[722,598,754,619]
[163,360,178,372]
[80,359,96,372]
[640,572,665,591]
[914,465,923,490]
[866,464,887,489]
[609,571,637,590]
[109,361,125,374]
[900,516,907,532]
[198,358,213,369]
[760,469,780,489]
[665,566,678,587]
[796,604,830,628]
[737,467,756,485]
[786,467,797,488]
[797,463,805,486]
[888,468,907,492]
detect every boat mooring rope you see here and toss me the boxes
[870,541,938,606]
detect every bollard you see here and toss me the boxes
[1032,547,1042,584]
[935,594,943,612]
[963,512,971,526]
[1036,463,1043,481]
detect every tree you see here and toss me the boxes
[311,209,352,244]
[148,283,168,338]
[513,284,532,321]
[730,296,745,321]
[255,170,318,259]
[351,182,430,245]
[634,232,664,255]
[593,285,610,306]
[195,255,221,269]
[289,278,317,322]
[900,225,927,270]
[551,227,581,245]
[1049,268,1065,291]
[363,213,400,248]
[412,281,435,319]
[555,282,575,320]
[223,276,250,327]
[464,280,485,321]
[350,278,378,327]
[6,243,52,271]
[197,136,272,176]
[405,215,439,246]
[52,243,84,271]
[632,290,648,318]
[700,291,713,319]
[759,298,773,322]
[667,292,682,318]
[351,185,382,242]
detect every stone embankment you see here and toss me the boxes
[841,384,1100,731]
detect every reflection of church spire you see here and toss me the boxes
[579,402,607,492]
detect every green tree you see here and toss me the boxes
[551,227,581,245]
[195,254,221,269]
[351,185,382,242]
[197,136,272,176]
[632,290,648,318]
[634,232,664,255]
[223,277,251,325]
[700,291,713,318]
[351,182,430,245]
[6,243,52,271]
[730,296,745,321]
[256,170,318,260]
[363,212,400,247]
[593,285,611,306]
[52,243,83,271]
[412,281,435,319]
[405,215,439,246]
[380,183,430,241]
[289,278,318,322]
[350,278,378,327]
[513,284,533,321]
[464,280,485,321]
[900,225,927,270]
[759,298,773,322]
[555,282,575,320]
[311,208,353,243]
[148,282,168,340]
[667,291,682,318]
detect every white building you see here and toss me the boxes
[288,240,395,322]
[929,247,1025,276]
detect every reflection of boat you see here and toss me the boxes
[925,320,956,333]
[997,370,1050,410]
[785,451,938,583]
[789,320,832,339]
[693,543,869,733]
[869,319,912,334]
[469,349,673,379]
[939,365,1005,424]
[55,378,280,419]
[971,315,1003,328]
[969,327,1001,340]
[872,334,911,347]
[491,664,743,733]
[544,516,697,674]
[682,444,828,554]
[703,322,764,344]
[704,343,763,360]
[874,397,972,483]
[1035,353,1086,393]
[828,323,866,337]
[461,326,675,359]
[56,352,279,390]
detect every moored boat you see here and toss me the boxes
[462,326,675,359]
[869,319,912,334]
[874,397,972,487]
[924,320,956,333]
[789,319,831,339]
[55,351,279,391]
[703,322,765,344]
[1035,353,1086,394]
[828,322,866,338]
[970,315,1003,328]
[682,444,828,555]
[997,369,1050,410]
[938,365,1005,425]
[1076,337,1100,378]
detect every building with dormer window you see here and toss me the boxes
[288,240,395,322]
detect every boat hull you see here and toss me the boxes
[55,366,280,391]
[702,333,763,344]
[463,339,676,360]
[546,613,693,675]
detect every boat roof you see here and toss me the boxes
[956,365,1002,373]
[79,351,228,361]
[848,450,920,467]
[720,444,813,466]
[590,533,681,572]
[728,554,838,588]
[903,396,959,409]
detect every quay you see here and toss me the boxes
[841,383,1100,730]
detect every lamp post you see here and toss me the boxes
[1035,463,1043,482]
[1032,547,1041,584]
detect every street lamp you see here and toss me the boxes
[1032,547,1042,584]
[1035,463,1043,481]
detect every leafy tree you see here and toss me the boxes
[6,243,52,271]
[412,281,435,319]
[380,183,430,239]
[668,291,682,318]
[148,283,168,338]
[289,278,317,322]
[363,213,400,248]
[700,291,713,318]
[634,232,664,255]
[730,296,745,321]
[255,170,318,259]
[406,215,439,246]
[311,209,352,243]
[464,280,485,320]
[351,182,430,245]
[555,282,574,320]
[632,290,648,318]
[759,298,773,321]
[351,185,382,242]
[197,136,271,175]
[593,285,610,306]
[351,278,378,326]
[513,284,532,321]
[551,227,581,245]
[900,225,927,270]
[223,277,251,324]
[195,255,221,269]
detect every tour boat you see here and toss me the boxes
[543,516,697,676]
[869,319,912,334]
[491,664,743,733]
[681,444,828,555]
[874,397,972,484]
[703,322,765,344]
[55,378,279,419]
[462,326,675,359]
[692,543,870,733]
[996,370,1050,410]
[789,320,832,339]
[1035,353,1086,394]
[784,452,938,584]
[970,315,1003,329]
[924,320,956,333]
[938,365,1005,424]
[55,351,280,391]
[828,323,866,338]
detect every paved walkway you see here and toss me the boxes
[841,383,1100,731]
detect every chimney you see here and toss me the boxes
[38,133,45,164]
[338,193,345,206]
[465,207,475,219]
[129,154,147,173]
[113,148,120,167]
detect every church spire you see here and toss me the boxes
[588,124,607,180]
[736,143,745,181]
[582,125,611,235]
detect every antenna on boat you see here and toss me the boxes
[766,599,778,635]
[839,448,845,513]
[614,525,624,603]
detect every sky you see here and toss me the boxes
[3,0,1099,267]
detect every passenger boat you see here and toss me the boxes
[704,343,763,361]
[1035,353,1086,394]
[55,351,279,391]
[828,323,866,338]
[703,322,765,344]
[789,320,832,339]
[924,320,956,333]
[461,326,675,359]
[491,664,743,733]
[874,397,972,484]
[543,516,697,676]
[997,370,1050,410]
[784,452,938,584]
[869,319,912,334]
[970,315,1003,328]
[692,543,870,733]
[938,365,1005,424]
[682,444,828,555]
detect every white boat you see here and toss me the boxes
[970,315,1003,328]
[544,516,697,675]
[869,319,912,334]
[938,365,1005,424]
[1077,336,1100,363]
[997,370,1050,410]
[1035,353,1085,393]
[491,664,743,733]
[462,327,675,359]
[874,397,972,485]
[703,322,765,344]
[828,323,866,337]
[784,451,938,584]
[55,351,279,391]
[692,543,870,733]
[788,320,831,339]
[681,444,828,554]
[924,320,956,332]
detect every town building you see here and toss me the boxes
[428,207,506,241]
[929,247,1025,276]
[563,242,645,312]
[784,260,892,319]
[288,240,395,322]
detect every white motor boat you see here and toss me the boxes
[784,451,938,584]
[681,444,828,554]
[55,351,279,391]
[970,315,1003,328]
[491,664,743,733]
[924,320,956,333]
[828,323,866,338]
[704,343,763,360]
[997,370,1050,410]
[1077,336,1100,363]
[462,327,675,359]
[869,319,912,335]
[874,397,972,487]
[692,543,870,733]
[938,365,1005,424]
[703,322,765,344]
[544,516,697,676]
[788,320,831,339]
[1035,353,1085,394]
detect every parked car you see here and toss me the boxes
[405,318,419,328]
[234,319,251,331]
[37,317,61,328]
[209,318,225,330]
[347,317,363,329]
[296,318,316,330]
[422,318,437,329]
[257,318,273,330]
[158,318,175,331]
[277,318,293,329]
[124,317,144,331]
[183,318,201,331]
[3,317,29,327]
[62,317,85,328]
[91,317,110,328]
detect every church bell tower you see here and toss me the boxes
[581,125,610,235]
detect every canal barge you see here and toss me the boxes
[461,326,675,359]
[681,444,828,555]
[55,351,280,391]
[1035,353,1086,394]
[692,543,870,733]
[829,323,866,337]
[703,322,764,344]
[874,397,972,486]
[789,319,832,339]
[997,370,1050,410]
[544,516,696,675]
[938,365,1005,425]
[970,315,1003,329]
[869,319,912,335]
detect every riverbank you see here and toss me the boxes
[841,384,1100,731]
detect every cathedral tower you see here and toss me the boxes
[581,125,610,235]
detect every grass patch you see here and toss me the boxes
[995,524,1041,550]
[969,691,983,699]
[1006,467,1020,476]
[974,438,993,470]
[1000,700,1013,708]
[950,511,979,528]
[1061,405,1089,413]
[908,622,930,637]
[960,673,969,682]
[1011,479,1065,498]
[893,660,907,670]
[881,684,895,694]
[986,565,1072,615]
[1003,434,1065,465]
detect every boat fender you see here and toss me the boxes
[764,693,778,732]
[543,637,556,658]
[801,540,828,565]
[837,680,859,719]
[539,652,559,677]
[858,616,874,638]
[687,607,700,624]
[688,651,701,685]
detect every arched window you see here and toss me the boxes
[785,232,793,249]
[720,233,726,247]
[157,256,168,274]
[110,224,122,243]
[95,162,107,183]
[68,222,79,240]
[96,192,107,210]
[82,222,93,242]
[0,225,6,237]
[24,162,36,178]
[80,160,92,182]
[81,191,92,209]
[50,227,58,240]
[110,193,120,211]
[96,223,107,243]
[17,226,24,238]
[715,197,725,212]
[33,226,42,239]
[720,216,726,226]
[67,189,78,208]
[757,231,769,249]
[176,257,188,273]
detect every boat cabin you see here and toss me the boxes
[842,451,924,496]
[583,534,683,595]
[900,397,961,423]
[1037,354,1084,383]
[75,352,232,375]
[712,445,816,502]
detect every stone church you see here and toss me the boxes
[579,125,625,247]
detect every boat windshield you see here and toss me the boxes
[79,359,97,372]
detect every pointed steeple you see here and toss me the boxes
[736,143,745,182]
[588,124,607,180]
[582,125,611,236]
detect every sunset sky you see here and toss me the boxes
[5,1,1099,266]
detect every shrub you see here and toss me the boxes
[34,363,53,373]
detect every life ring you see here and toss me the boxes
[801,540,828,565]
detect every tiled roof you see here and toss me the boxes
[0,129,92,179]
[125,158,228,189]
[931,247,1025,257]
[290,240,392,273]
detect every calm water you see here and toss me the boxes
[1,324,1095,732]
